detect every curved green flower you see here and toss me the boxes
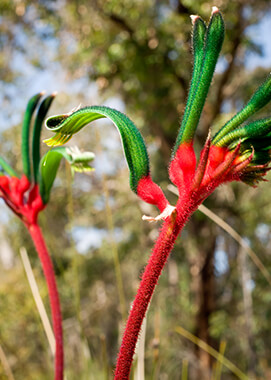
[0,93,95,222]
[45,106,169,211]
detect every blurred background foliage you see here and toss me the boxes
[1,0,271,379]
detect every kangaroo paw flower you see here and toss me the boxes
[0,93,95,380]
[43,8,271,380]
[45,106,169,212]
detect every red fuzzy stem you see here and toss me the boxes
[114,196,197,379]
[27,223,63,380]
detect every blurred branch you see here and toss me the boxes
[163,52,188,91]
[103,7,188,93]
[238,246,256,374]
[176,0,195,15]
[108,12,134,36]
[147,120,173,161]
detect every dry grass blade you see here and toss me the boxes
[199,203,271,287]
[175,326,249,380]
[134,314,147,380]
[213,341,226,380]
[181,358,188,380]
[0,343,15,380]
[20,246,55,355]
[167,184,271,287]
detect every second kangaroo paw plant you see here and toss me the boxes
[44,7,271,379]
[0,93,94,380]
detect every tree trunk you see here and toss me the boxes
[189,217,216,379]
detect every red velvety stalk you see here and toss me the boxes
[27,223,63,380]
[114,195,199,379]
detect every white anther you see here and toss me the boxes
[142,204,176,222]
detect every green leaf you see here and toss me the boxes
[44,106,150,193]
[0,156,19,177]
[21,92,44,180]
[38,147,95,204]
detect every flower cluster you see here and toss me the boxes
[0,93,95,225]
[168,7,271,208]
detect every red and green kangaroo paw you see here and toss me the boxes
[170,8,224,192]
[44,106,169,211]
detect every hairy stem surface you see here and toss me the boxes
[114,196,197,379]
[27,223,63,380]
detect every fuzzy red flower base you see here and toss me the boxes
[0,174,63,380]
[0,174,45,224]
[114,139,256,379]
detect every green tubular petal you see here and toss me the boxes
[216,117,271,147]
[0,156,19,177]
[189,17,207,103]
[173,17,206,151]
[173,9,224,152]
[238,149,271,166]
[228,136,271,152]
[22,93,44,180]
[213,74,271,144]
[32,94,56,183]
[38,147,95,204]
[252,151,271,165]
[45,106,150,193]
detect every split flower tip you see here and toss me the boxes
[190,15,200,24]
[212,6,219,14]
[142,204,176,222]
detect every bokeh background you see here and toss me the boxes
[1,1,271,379]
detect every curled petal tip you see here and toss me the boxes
[142,204,176,223]
[52,91,58,97]
[212,6,219,14]
[190,15,200,24]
